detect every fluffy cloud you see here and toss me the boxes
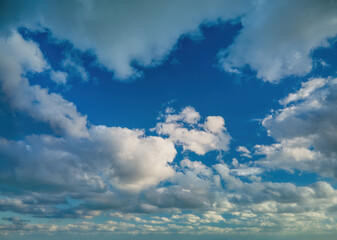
[2,145,337,235]
[258,77,337,178]
[0,126,177,194]
[0,32,177,195]
[1,1,336,82]
[0,0,250,80]
[219,0,337,82]
[2,1,337,237]
[89,126,176,191]
[0,30,88,137]
[1,1,336,83]
[154,107,231,155]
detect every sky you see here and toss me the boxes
[1,0,337,239]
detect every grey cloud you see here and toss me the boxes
[259,77,337,178]
[1,154,337,235]
[0,126,177,195]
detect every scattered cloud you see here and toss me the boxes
[0,0,250,80]
[258,77,337,178]
[236,146,252,158]
[1,1,337,238]
[154,107,231,155]
[50,70,68,84]
[219,0,337,82]
[0,30,89,137]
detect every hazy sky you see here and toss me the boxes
[1,0,337,239]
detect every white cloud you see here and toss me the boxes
[236,146,252,158]
[0,30,89,138]
[0,0,251,80]
[2,140,337,235]
[62,56,89,82]
[89,125,177,192]
[202,211,225,223]
[204,116,226,133]
[280,78,327,105]
[1,0,336,83]
[230,167,263,176]
[219,0,337,82]
[154,107,231,155]
[50,70,68,84]
[2,2,337,236]
[0,125,177,193]
[0,31,178,193]
[165,106,201,125]
[180,159,213,177]
[258,77,337,178]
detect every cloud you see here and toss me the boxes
[0,126,177,194]
[280,78,327,105]
[0,0,251,80]
[1,0,337,83]
[219,0,337,82]
[2,143,337,235]
[50,70,68,84]
[230,167,262,176]
[236,146,252,158]
[0,31,178,201]
[62,56,89,82]
[2,2,337,237]
[180,159,213,177]
[257,77,337,178]
[154,107,231,155]
[89,125,177,192]
[0,30,89,137]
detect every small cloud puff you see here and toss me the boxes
[155,106,231,155]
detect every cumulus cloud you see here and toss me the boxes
[0,30,89,137]
[1,0,336,83]
[0,126,177,194]
[219,0,337,82]
[2,140,337,235]
[154,107,231,155]
[258,77,337,178]
[180,159,213,177]
[0,30,177,200]
[2,1,337,237]
[89,126,176,191]
[0,0,251,80]
[138,160,337,235]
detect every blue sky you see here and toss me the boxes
[1,0,337,239]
